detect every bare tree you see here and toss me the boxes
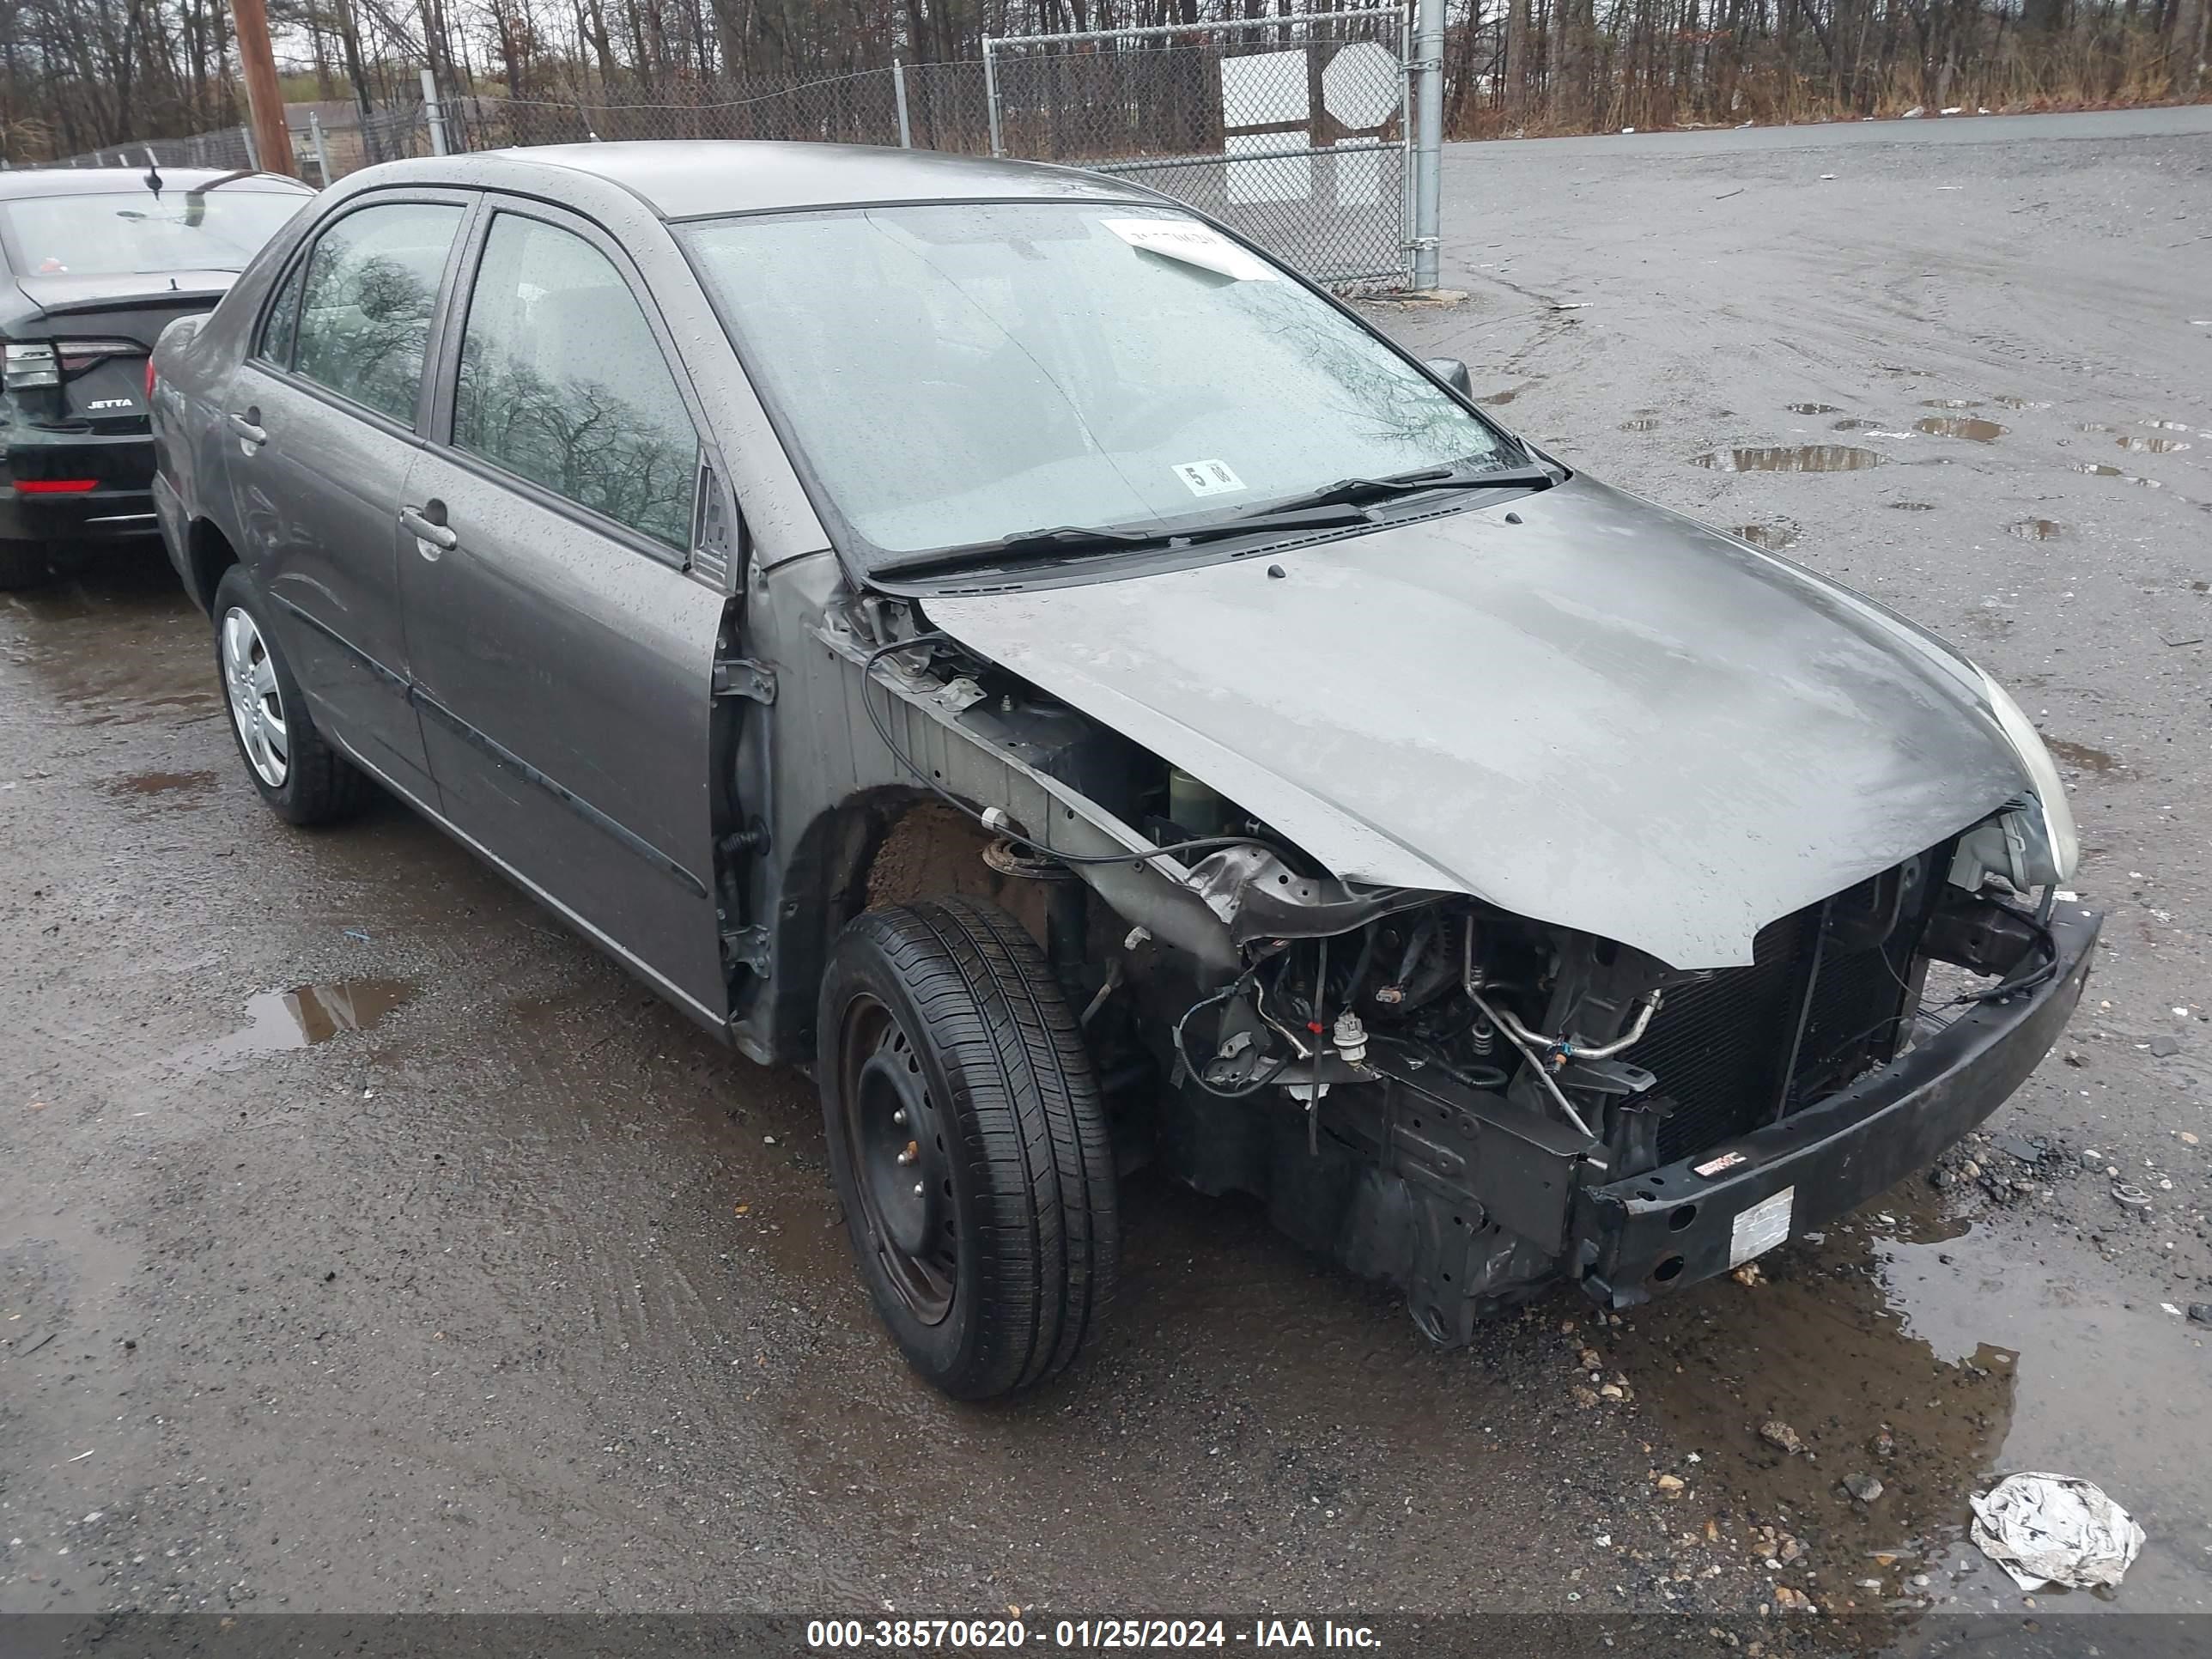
[0,0,2202,165]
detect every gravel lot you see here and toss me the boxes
[3,107,2209,1648]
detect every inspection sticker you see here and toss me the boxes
[1173,459,1246,496]
[1729,1186,1793,1267]
[1103,217,1279,282]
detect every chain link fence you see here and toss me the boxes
[14,10,1423,290]
[459,15,1407,288]
[459,63,993,156]
[987,10,1409,286]
[25,102,431,183]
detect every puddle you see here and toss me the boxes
[1886,501,1937,512]
[1832,418,1880,431]
[2117,434,2190,453]
[2006,519,2063,541]
[1992,396,2052,410]
[1691,445,1886,473]
[1625,1189,2209,1617]
[2137,419,2193,432]
[1789,402,1843,414]
[2075,422,2116,434]
[108,769,217,800]
[1731,521,1799,549]
[5,573,216,727]
[1913,416,2008,442]
[2073,463,2164,487]
[181,980,417,1069]
[1619,416,1661,432]
[1919,398,1984,410]
[2045,738,2117,773]
[1480,387,1523,405]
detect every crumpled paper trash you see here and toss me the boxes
[1969,1473,2144,1591]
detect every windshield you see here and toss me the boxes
[0,188,307,278]
[684,202,1513,568]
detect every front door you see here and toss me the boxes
[398,201,728,1023]
[224,195,470,804]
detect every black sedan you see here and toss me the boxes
[151,143,2094,1397]
[0,163,312,588]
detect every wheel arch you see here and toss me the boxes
[748,786,1053,1070]
[185,516,240,616]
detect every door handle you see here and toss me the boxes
[228,406,266,444]
[399,501,458,556]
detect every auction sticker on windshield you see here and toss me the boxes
[1103,217,1278,282]
[1173,459,1246,496]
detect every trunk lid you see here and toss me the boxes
[9,271,237,435]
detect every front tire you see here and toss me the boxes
[818,896,1118,1399]
[210,565,370,825]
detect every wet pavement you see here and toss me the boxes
[4,108,2212,1641]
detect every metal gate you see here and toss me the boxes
[982,9,1412,289]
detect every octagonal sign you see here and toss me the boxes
[1321,41,1399,132]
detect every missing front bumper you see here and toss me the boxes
[1573,901,2101,1308]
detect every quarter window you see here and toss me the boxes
[452,214,698,550]
[292,201,463,425]
[257,258,305,367]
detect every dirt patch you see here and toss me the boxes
[106,768,217,802]
[864,799,1051,947]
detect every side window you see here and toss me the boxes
[257,258,305,367]
[453,213,699,550]
[293,201,464,426]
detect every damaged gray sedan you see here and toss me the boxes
[149,143,2099,1397]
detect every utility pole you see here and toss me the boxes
[230,0,297,178]
[1410,0,1444,290]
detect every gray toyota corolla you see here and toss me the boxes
[150,142,2098,1398]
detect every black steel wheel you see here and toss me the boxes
[818,896,1117,1399]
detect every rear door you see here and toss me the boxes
[225,192,471,805]
[398,198,728,1022]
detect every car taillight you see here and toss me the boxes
[16,478,100,493]
[146,358,158,400]
[3,342,58,390]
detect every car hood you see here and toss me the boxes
[922,475,2030,969]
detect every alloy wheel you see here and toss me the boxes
[221,605,289,789]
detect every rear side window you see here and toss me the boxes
[293,201,463,426]
[452,213,698,550]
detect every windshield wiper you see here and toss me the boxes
[876,460,1559,578]
[878,502,1376,574]
[1242,460,1558,520]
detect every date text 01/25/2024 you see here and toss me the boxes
[806,1619,1381,1649]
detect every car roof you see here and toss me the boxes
[0,167,313,200]
[417,141,1163,221]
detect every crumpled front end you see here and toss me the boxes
[1148,805,2096,1340]
[819,603,2094,1345]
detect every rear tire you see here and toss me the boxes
[818,896,1118,1399]
[0,540,52,590]
[210,565,370,826]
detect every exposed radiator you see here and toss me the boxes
[1638,857,1938,1167]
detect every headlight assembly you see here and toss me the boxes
[1974,666,2081,885]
